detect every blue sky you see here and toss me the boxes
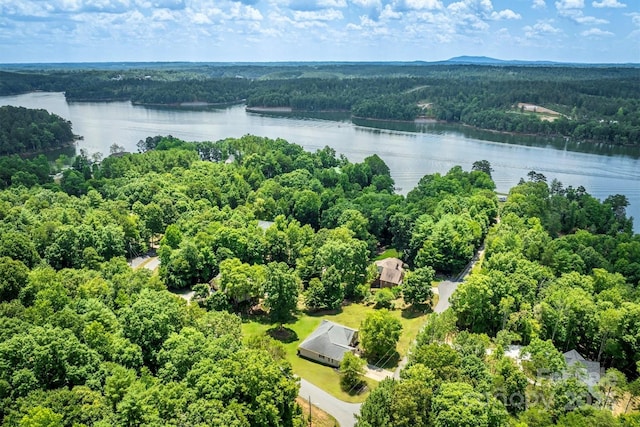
[0,0,638,63]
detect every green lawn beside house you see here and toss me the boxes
[241,301,430,403]
[374,248,400,261]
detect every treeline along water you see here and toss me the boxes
[3,91,640,230]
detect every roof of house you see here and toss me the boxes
[257,220,275,231]
[504,345,531,362]
[375,257,404,285]
[563,349,602,389]
[492,346,602,391]
[298,320,358,362]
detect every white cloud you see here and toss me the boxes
[490,9,521,20]
[448,0,493,14]
[350,0,381,7]
[379,4,402,19]
[413,10,440,22]
[151,8,176,20]
[523,19,563,37]
[74,0,132,13]
[319,0,347,7]
[557,8,608,24]
[572,13,607,23]
[591,0,627,9]
[288,0,346,10]
[554,0,584,10]
[556,0,608,25]
[580,27,613,36]
[191,12,212,24]
[147,0,184,11]
[0,0,51,18]
[592,0,625,7]
[404,0,443,10]
[292,8,343,20]
[0,0,636,62]
[229,3,263,20]
[346,14,389,34]
[442,0,521,33]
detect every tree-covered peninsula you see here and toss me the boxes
[0,106,75,155]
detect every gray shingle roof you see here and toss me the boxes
[298,320,358,362]
[563,349,602,389]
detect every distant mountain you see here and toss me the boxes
[446,56,507,64]
[444,56,559,66]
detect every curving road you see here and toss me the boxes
[299,379,362,427]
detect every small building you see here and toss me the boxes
[502,345,531,366]
[257,220,275,231]
[373,257,405,288]
[297,320,359,367]
[563,349,603,390]
[496,346,601,384]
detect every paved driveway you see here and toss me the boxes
[433,280,459,313]
[299,379,362,427]
[129,254,159,272]
[364,364,394,381]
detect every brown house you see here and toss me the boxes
[297,320,359,367]
[373,257,405,288]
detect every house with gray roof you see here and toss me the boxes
[297,320,359,367]
[563,349,603,391]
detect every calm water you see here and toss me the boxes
[3,92,640,230]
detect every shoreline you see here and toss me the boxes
[134,99,246,108]
[245,106,351,114]
[13,139,77,159]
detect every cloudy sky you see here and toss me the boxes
[0,0,638,63]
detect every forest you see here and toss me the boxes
[0,106,75,156]
[0,121,638,426]
[0,63,638,144]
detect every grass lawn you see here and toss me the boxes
[241,301,430,403]
[374,248,400,260]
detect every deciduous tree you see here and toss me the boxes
[403,266,435,308]
[360,309,402,365]
[263,262,301,326]
[339,352,365,392]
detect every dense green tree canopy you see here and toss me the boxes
[0,106,74,155]
[0,127,637,426]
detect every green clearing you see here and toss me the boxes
[374,248,400,260]
[241,301,430,403]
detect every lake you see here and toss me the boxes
[3,92,640,230]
